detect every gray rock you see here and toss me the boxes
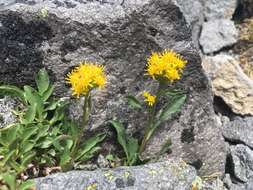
[200,19,239,54]
[175,0,204,49]
[35,160,196,190]
[0,0,226,175]
[203,0,237,21]
[230,144,253,183]
[0,96,17,129]
[223,117,253,149]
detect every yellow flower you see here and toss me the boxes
[143,91,156,106]
[146,49,187,83]
[66,62,106,97]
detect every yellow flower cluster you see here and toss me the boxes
[143,91,156,106]
[146,50,187,83]
[66,62,106,97]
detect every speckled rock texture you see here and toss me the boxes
[35,160,196,190]
[223,117,253,148]
[230,145,253,183]
[0,96,16,128]
[0,0,226,176]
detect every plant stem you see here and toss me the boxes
[139,82,165,154]
[82,91,90,129]
[70,91,91,165]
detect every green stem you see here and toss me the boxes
[82,91,91,129]
[139,82,165,154]
[70,92,91,165]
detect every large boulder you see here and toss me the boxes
[35,159,197,190]
[0,0,226,176]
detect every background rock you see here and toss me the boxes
[0,0,226,176]
[223,117,253,148]
[203,0,237,21]
[230,145,253,183]
[35,160,197,190]
[199,19,238,54]
[203,54,253,115]
[175,0,204,49]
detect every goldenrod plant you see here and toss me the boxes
[0,66,106,189]
[110,49,187,165]
[66,62,106,128]
[63,62,106,169]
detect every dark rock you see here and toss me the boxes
[223,117,253,149]
[234,0,253,20]
[1,0,226,176]
[230,144,253,183]
[35,160,197,190]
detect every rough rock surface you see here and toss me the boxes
[203,54,253,115]
[175,0,204,48]
[203,0,237,21]
[35,160,196,190]
[230,145,253,183]
[0,0,226,176]
[223,117,253,148]
[199,19,238,54]
[0,96,16,129]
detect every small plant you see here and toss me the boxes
[63,62,107,169]
[110,49,187,165]
[0,69,66,189]
[0,66,107,188]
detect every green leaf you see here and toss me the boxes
[127,137,139,166]
[23,86,43,118]
[1,150,15,165]
[1,172,17,190]
[21,104,37,124]
[36,137,54,149]
[126,95,142,109]
[75,133,106,161]
[35,124,50,140]
[21,152,36,167]
[60,148,71,167]
[19,179,35,190]
[21,126,38,142]
[42,84,54,101]
[5,126,19,146]
[164,89,185,98]
[69,121,80,140]
[9,160,24,173]
[20,141,35,154]
[159,94,186,123]
[0,85,26,103]
[35,68,50,95]
[109,120,129,159]
[78,146,101,162]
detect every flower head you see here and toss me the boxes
[66,62,106,97]
[143,91,156,106]
[146,50,187,83]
